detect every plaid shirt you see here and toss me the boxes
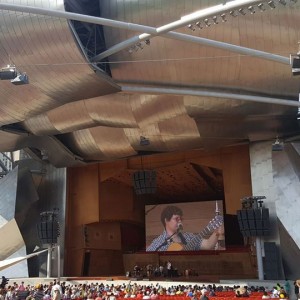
[146,230,202,251]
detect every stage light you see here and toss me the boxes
[291,55,300,76]
[239,8,246,15]
[229,10,238,17]
[278,0,287,4]
[11,73,29,85]
[248,6,256,14]
[258,3,266,11]
[0,65,29,85]
[272,137,284,151]
[0,65,17,80]
[136,42,143,50]
[204,19,211,27]
[187,24,195,31]
[196,21,203,29]
[268,1,276,8]
[220,13,227,22]
[140,136,150,146]
[212,16,219,24]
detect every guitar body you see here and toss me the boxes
[167,243,184,251]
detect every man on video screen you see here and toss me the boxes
[146,205,224,251]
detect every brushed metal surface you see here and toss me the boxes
[0,0,299,167]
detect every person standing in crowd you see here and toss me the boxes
[284,281,290,299]
[166,261,172,278]
[294,281,299,300]
[33,284,44,300]
[52,288,61,300]
[51,281,62,299]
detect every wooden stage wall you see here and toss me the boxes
[65,145,253,279]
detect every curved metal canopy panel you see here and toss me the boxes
[0,0,299,167]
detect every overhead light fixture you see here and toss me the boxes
[140,136,150,146]
[0,65,17,80]
[229,10,238,17]
[204,18,211,27]
[248,6,256,14]
[291,54,300,76]
[239,8,246,15]
[268,1,276,8]
[272,137,284,151]
[220,13,227,22]
[11,73,29,85]
[187,24,195,31]
[258,3,266,11]
[0,65,29,85]
[278,0,287,5]
[212,16,219,24]
[195,21,203,29]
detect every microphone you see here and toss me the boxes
[177,222,183,232]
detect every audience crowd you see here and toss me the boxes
[0,279,297,300]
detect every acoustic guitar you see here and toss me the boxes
[166,215,224,251]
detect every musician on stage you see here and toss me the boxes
[146,205,224,251]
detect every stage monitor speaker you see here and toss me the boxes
[133,170,157,195]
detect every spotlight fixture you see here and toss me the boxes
[248,6,256,14]
[204,18,211,27]
[187,24,195,31]
[229,10,238,17]
[11,73,29,85]
[258,3,266,11]
[140,136,150,146]
[268,1,276,8]
[136,42,143,50]
[195,21,203,29]
[291,55,300,76]
[0,65,17,80]
[0,65,29,85]
[212,16,219,24]
[272,137,284,151]
[220,13,227,22]
[239,8,246,15]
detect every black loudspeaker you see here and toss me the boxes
[264,242,280,280]
[237,208,270,237]
[37,211,60,244]
[133,170,157,195]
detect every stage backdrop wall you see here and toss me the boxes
[65,145,252,277]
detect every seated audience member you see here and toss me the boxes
[150,291,159,300]
[200,292,209,300]
[262,292,271,299]
[279,289,288,299]
[272,287,280,298]
[209,290,216,297]
[236,291,242,298]
[142,292,150,300]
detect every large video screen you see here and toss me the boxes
[145,201,225,252]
